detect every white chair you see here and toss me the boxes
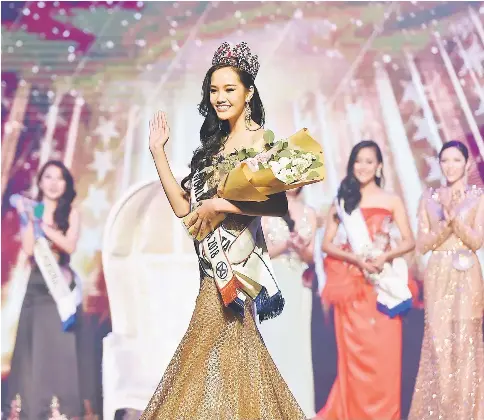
[101,180,199,419]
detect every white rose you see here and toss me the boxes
[278,157,291,167]
[269,161,282,174]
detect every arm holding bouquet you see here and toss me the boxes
[183,128,325,241]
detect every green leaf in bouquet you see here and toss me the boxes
[237,150,247,161]
[283,141,288,149]
[246,148,258,158]
[263,130,275,145]
[307,171,320,180]
[309,161,324,169]
[278,149,292,158]
[258,162,265,171]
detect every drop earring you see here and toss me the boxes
[244,101,252,130]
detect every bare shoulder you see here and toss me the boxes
[379,191,402,210]
[250,128,271,151]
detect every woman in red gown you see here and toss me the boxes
[315,140,416,420]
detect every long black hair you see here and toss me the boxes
[36,160,76,233]
[337,140,384,214]
[180,63,266,194]
[438,140,469,161]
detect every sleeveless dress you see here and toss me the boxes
[316,208,403,420]
[3,240,96,419]
[140,165,306,419]
[409,187,484,420]
[259,209,315,417]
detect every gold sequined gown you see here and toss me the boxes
[140,215,306,419]
[409,186,484,420]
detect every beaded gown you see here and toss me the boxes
[140,165,306,420]
[409,186,484,420]
[259,209,315,417]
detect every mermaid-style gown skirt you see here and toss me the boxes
[140,275,306,420]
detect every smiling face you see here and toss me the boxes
[439,146,468,184]
[209,66,252,122]
[39,164,66,201]
[352,146,381,185]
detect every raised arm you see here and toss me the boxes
[16,198,35,256]
[149,111,190,218]
[451,193,484,251]
[416,191,453,254]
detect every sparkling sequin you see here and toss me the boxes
[140,277,306,420]
[409,186,484,420]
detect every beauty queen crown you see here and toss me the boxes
[212,41,260,79]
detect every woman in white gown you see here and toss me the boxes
[260,187,317,418]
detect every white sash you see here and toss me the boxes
[335,199,412,317]
[189,171,283,321]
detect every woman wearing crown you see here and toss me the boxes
[140,42,307,419]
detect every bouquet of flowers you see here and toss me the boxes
[183,128,325,240]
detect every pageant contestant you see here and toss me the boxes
[316,140,415,420]
[260,187,317,417]
[409,140,484,420]
[140,42,307,419]
[4,160,95,419]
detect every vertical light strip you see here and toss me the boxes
[405,52,443,151]
[39,91,65,166]
[469,6,484,46]
[120,105,140,193]
[375,65,422,233]
[435,32,484,157]
[63,96,84,169]
[454,35,484,108]
[1,82,31,195]
[315,93,341,196]
[344,92,362,146]
[425,73,452,140]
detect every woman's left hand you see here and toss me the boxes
[186,198,220,238]
[370,253,388,272]
[289,232,308,254]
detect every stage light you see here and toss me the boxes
[134,13,142,20]
[32,66,39,74]
[22,8,30,16]
[15,40,23,47]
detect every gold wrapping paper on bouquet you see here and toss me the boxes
[183,128,325,241]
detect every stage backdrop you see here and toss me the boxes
[2,1,484,418]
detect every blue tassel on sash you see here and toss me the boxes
[254,288,285,322]
[376,298,412,319]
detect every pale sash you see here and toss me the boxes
[189,170,283,321]
[10,195,82,330]
[335,199,413,317]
